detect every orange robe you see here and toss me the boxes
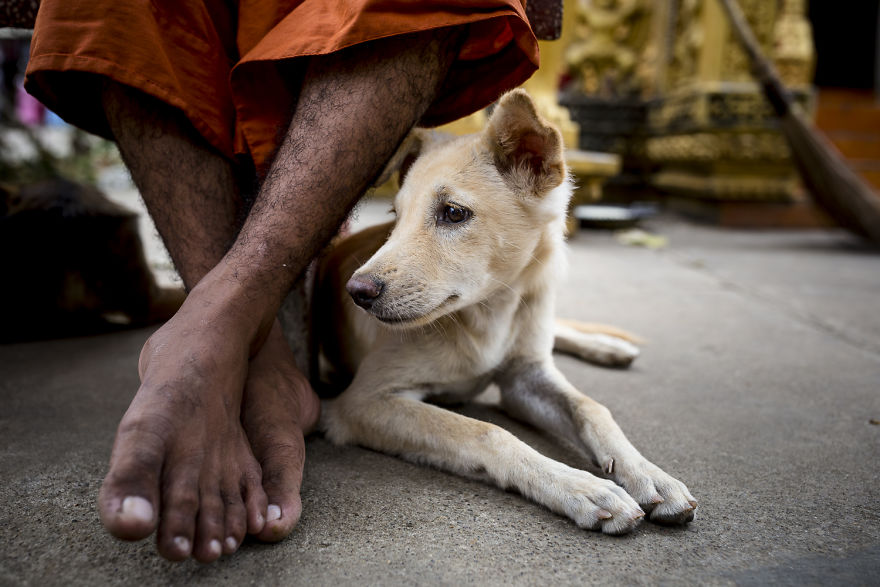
[26,0,538,172]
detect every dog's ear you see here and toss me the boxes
[484,89,565,196]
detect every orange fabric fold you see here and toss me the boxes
[26,0,538,172]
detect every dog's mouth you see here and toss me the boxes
[374,294,461,326]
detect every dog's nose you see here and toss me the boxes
[346,274,384,310]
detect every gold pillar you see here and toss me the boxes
[645,0,815,203]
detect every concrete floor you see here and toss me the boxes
[1,207,879,586]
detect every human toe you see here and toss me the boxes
[98,493,157,541]
[253,440,306,542]
[156,469,199,561]
[192,493,227,563]
[97,417,165,540]
[221,490,248,555]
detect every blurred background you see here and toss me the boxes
[2,0,880,340]
[2,4,879,583]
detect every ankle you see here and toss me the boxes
[185,271,277,353]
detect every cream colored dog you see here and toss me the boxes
[315,90,697,534]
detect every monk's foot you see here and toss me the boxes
[98,286,269,563]
[241,321,320,542]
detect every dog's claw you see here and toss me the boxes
[640,493,665,514]
[603,458,614,475]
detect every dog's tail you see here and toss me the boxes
[553,319,644,369]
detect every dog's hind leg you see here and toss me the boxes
[553,319,641,368]
[497,360,697,525]
[321,386,646,535]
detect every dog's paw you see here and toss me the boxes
[549,468,646,535]
[612,459,697,525]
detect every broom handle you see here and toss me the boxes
[717,0,792,116]
[717,0,880,243]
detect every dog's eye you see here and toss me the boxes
[438,203,472,225]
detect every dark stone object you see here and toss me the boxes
[0,179,183,342]
[559,92,648,154]
[526,0,563,40]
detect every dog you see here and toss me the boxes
[315,90,696,534]
[0,179,184,342]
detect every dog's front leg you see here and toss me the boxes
[322,386,646,534]
[497,360,698,525]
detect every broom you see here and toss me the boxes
[718,0,880,244]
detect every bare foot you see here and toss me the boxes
[241,321,320,543]
[98,286,269,563]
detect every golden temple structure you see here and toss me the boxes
[558,0,824,226]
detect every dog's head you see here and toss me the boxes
[347,89,571,328]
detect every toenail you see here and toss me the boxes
[225,536,237,552]
[267,504,281,521]
[209,539,222,556]
[121,496,153,522]
[173,536,191,554]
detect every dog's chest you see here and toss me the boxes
[422,371,496,403]
[416,310,520,393]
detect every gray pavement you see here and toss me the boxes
[2,206,879,586]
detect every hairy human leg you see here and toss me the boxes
[98,81,258,562]
[99,26,463,562]
[99,80,323,562]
